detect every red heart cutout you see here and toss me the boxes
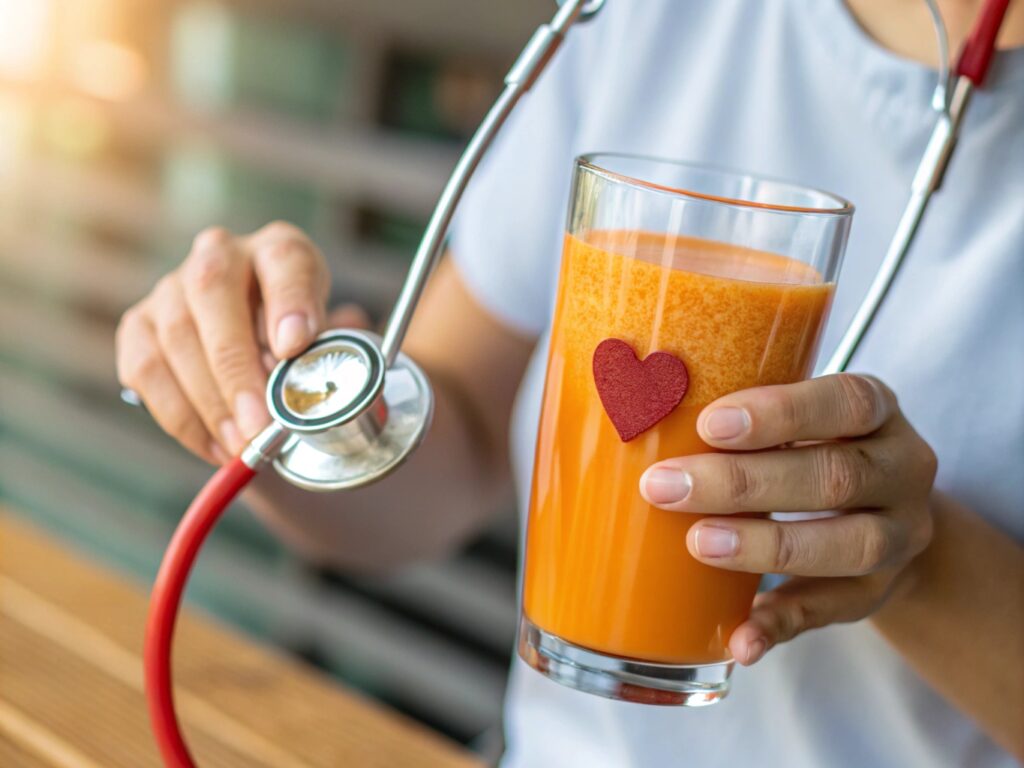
[592,338,689,442]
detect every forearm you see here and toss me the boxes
[871,492,1024,759]
[241,375,505,572]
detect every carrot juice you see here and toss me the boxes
[522,230,834,665]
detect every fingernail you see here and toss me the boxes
[210,441,230,465]
[745,638,767,665]
[642,468,692,505]
[276,312,312,353]
[219,419,243,453]
[694,525,739,558]
[235,390,270,439]
[703,407,750,440]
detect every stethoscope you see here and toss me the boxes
[122,0,1012,764]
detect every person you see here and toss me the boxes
[115,1,1024,765]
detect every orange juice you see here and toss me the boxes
[523,230,834,664]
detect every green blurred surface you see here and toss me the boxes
[163,143,322,233]
[382,54,450,139]
[171,2,351,121]
[357,205,426,258]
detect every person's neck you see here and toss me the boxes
[845,0,1024,67]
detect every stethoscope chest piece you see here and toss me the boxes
[266,329,433,492]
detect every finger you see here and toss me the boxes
[116,307,222,464]
[262,350,277,374]
[248,221,327,359]
[640,439,900,513]
[327,303,372,330]
[253,305,277,372]
[685,513,907,576]
[255,303,270,348]
[728,573,895,665]
[150,275,246,455]
[254,303,368,372]
[257,302,371,372]
[181,226,270,440]
[697,373,895,450]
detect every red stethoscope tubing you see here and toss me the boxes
[144,457,257,768]
[956,0,1011,85]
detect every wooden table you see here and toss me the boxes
[0,512,485,768]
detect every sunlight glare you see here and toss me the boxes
[70,39,148,100]
[0,0,53,78]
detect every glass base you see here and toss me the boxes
[518,616,732,707]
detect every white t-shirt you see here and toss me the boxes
[449,1,1024,765]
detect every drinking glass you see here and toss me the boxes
[518,154,853,705]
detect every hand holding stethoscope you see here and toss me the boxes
[120,0,1012,764]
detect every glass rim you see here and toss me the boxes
[576,153,855,217]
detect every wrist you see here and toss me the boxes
[872,493,941,624]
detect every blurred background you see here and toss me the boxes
[0,0,554,759]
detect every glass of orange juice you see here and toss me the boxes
[518,154,853,706]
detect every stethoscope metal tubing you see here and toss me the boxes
[240,421,290,469]
[822,75,972,375]
[558,0,606,22]
[379,0,596,365]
